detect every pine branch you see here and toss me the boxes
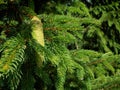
[0,36,25,90]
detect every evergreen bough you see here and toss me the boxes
[0,0,120,90]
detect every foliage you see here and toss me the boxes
[0,0,120,90]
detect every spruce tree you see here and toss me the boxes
[0,0,120,90]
